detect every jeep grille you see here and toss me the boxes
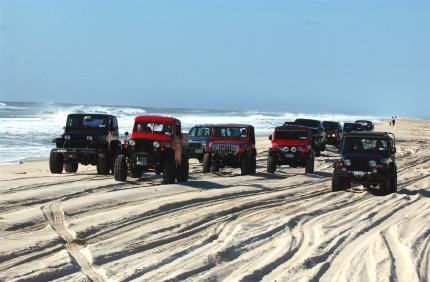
[351,159,369,171]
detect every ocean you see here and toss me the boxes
[0,101,383,164]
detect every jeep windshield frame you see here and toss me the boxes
[343,137,389,154]
[133,122,172,135]
[274,130,309,140]
[212,126,249,139]
[65,115,109,131]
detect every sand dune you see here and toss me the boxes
[1,119,429,282]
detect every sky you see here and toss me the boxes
[0,0,429,117]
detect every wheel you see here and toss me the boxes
[211,157,220,173]
[114,154,127,181]
[332,171,349,192]
[130,167,143,178]
[202,153,211,173]
[249,154,256,174]
[163,155,176,184]
[305,156,314,174]
[49,151,64,174]
[390,171,397,193]
[267,154,276,173]
[64,162,78,173]
[379,177,391,195]
[97,153,110,175]
[240,155,250,175]
[176,156,189,182]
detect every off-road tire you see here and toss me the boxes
[267,154,276,173]
[332,171,349,192]
[211,158,220,173]
[64,162,78,173]
[240,155,250,175]
[176,156,189,182]
[49,151,64,174]
[202,153,211,173]
[114,154,127,181]
[379,176,391,195]
[250,154,257,174]
[130,167,143,178]
[97,153,110,175]
[163,155,176,184]
[305,156,314,174]
[390,170,397,193]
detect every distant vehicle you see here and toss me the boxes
[322,121,343,148]
[204,124,256,175]
[292,118,326,156]
[343,122,363,135]
[355,120,374,131]
[187,124,214,168]
[332,131,397,194]
[49,114,120,175]
[113,115,189,183]
[267,125,314,174]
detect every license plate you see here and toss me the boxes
[195,149,203,153]
[285,154,294,158]
[57,149,67,153]
[137,158,147,166]
[353,171,365,177]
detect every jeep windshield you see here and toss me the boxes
[133,122,172,135]
[190,127,211,137]
[322,121,339,130]
[344,123,362,132]
[66,115,108,130]
[275,130,308,140]
[344,137,388,153]
[295,119,320,129]
[213,127,248,138]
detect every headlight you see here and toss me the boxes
[129,139,136,146]
[64,135,71,140]
[86,136,93,141]
[153,141,160,148]
[332,134,336,137]
[281,147,289,152]
[343,159,352,166]
[369,160,377,167]
[291,147,297,153]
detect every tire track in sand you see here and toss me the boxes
[41,201,108,282]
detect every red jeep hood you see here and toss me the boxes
[272,139,310,146]
[131,132,171,141]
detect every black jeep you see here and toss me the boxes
[343,122,363,135]
[50,114,120,174]
[332,132,397,195]
[292,119,326,156]
[322,121,343,148]
[355,120,374,131]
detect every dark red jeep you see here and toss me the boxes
[114,115,189,183]
[203,124,256,175]
[267,125,315,174]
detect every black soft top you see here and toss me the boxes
[68,113,115,119]
[214,124,253,128]
[276,125,311,132]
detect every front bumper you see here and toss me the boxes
[335,168,388,184]
[52,148,101,155]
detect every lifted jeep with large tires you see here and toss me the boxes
[50,114,120,175]
[204,124,256,175]
[267,125,315,174]
[332,132,397,195]
[286,119,326,157]
[113,115,189,184]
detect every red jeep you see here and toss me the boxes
[267,125,315,174]
[114,115,189,183]
[203,124,257,175]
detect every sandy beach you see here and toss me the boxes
[0,119,429,282]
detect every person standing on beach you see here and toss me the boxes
[392,117,396,127]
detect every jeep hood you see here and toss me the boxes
[131,132,171,142]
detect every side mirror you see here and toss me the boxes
[269,135,272,140]
[392,147,396,154]
[124,131,129,137]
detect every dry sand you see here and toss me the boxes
[1,119,429,282]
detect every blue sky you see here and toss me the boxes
[0,0,429,117]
